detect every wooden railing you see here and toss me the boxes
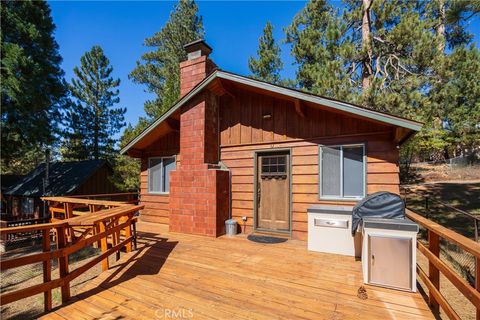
[69,192,139,204]
[42,196,137,221]
[407,209,480,320]
[0,201,143,313]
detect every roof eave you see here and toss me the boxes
[121,70,422,155]
[120,70,219,155]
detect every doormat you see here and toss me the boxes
[247,235,288,244]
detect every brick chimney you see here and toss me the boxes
[180,40,216,97]
[169,40,230,237]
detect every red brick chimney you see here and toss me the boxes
[179,40,216,97]
[169,40,230,237]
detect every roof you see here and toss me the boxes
[1,175,25,191]
[4,160,109,197]
[121,70,423,154]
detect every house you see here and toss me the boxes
[121,40,421,239]
[1,175,25,216]
[3,160,118,220]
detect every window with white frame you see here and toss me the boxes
[320,144,365,199]
[148,156,176,194]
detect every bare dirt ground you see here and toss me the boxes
[0,245,125,320]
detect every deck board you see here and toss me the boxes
[42,222,434,320]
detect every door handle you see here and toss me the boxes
[257,185,261,203]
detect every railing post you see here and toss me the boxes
[124,216,132,253]
[42,228,52,312]
[475,219,479,243]
[55,225,70,303]
[476,256,480,320]
[425,195,430,219]
[98,221,109,271]
[132,218,137,251]
[428,229,440,315]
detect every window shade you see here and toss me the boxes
[149,158,163,193]
[162,157,176,192]
[343,146,364,197]
[321,146,341,197]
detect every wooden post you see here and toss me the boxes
[113,219,121,261]
[124,216,132,253]
[98,221,109,271]
[428,230,440,315]
[476,256,480,320]
[55,226,70,303]
[42,228,52,312]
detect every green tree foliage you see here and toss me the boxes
[62,46,126,160]
[286,0,479,163]
[129,0,204,120]
[249,22,283,84]
[117,0,204,190]
[109,126,142,192]
[285,0,354,100]
[1,0,66,173]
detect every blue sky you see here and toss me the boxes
[49,1,480,132]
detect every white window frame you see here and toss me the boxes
[319,143,366,201]
[148,156,176,195]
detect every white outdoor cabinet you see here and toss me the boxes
[307,205,361,257]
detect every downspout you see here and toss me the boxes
[43,149,50,218]
[216,94,232,221]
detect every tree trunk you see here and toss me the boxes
[437,0,446,53]
[361,0,373,92]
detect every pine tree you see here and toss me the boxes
[342,1,437,115]
[1,0,67,173]
[249,22,283,84]
[129,0,204,120]
[423,0,480,160]
[63,46,126,160]
[285,0,355,101]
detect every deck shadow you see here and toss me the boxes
[46,231,178,317]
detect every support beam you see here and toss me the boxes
[294,99,306,118]
[166,118,180,132]
[208,79,235,99]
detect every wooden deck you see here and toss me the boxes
[42,222,434,320]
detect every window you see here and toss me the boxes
[261,155,287,178]
[320,144,365,199]
[148,156,176,194]
[22,198,34,215]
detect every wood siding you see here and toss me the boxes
[73,165,118,196]
[219,92,400,240]
[139,132,179,226]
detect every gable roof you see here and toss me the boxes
[4,160,109,197]
[1,175,25,192]
[121,70,422,154]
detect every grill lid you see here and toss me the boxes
[351,191,405,235]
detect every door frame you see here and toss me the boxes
[253,148,292,236]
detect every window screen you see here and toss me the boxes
[148,157,176,193]
[320,145,364,199]
[343,146,364,197]
[321,147,341,197]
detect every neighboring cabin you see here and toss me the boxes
[121,40,422,240]
[3,160,118,220]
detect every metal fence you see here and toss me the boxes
[403,188,478,284]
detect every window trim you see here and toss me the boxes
[318,143,366,201]
[147,156,176,195]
